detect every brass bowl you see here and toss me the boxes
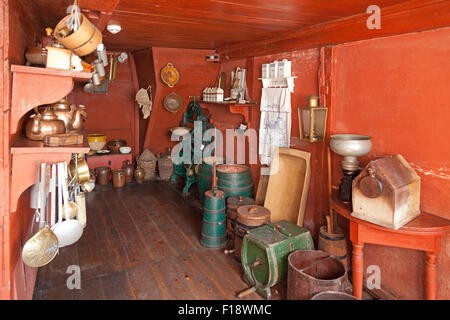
[68,155,90,184]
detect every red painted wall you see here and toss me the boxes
[4,0,44,300]
[69,54,138,157]
[331,27,450,299]
[140,47,221,155]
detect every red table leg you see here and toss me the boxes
[352,243,364,300]
[425,252,438,300]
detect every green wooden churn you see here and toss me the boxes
[201,189,227,249]
[200,131,227,249]
[197,156,224,202]
[237,220,314,300]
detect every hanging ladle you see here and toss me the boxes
[22,163,59,268]
[52,162,83,248]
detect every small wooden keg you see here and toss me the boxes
[317,217,348,269]
[226,196,255,239]
[234,205,270,262]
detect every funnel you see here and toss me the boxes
[330,134,372,171]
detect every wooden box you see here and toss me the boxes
[352,154,420,230]
[45,46,72,70]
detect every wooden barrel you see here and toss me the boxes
[196,156,224,202]
[217,164,253,199]
[287,250,347,300]
[318,226,348,269]
[226,196,254,240]
[201,189,227,249]
[234,205,270,262]
[54,14,102,56]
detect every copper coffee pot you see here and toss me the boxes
[49,98,87,132]
[25,107,66,141]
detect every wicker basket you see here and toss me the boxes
[137,149,157,180]
[157,154,174,180]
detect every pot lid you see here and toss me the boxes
[161,63,179,87]
[227,196,255,210]
[163,92,183,113]
[237,205,271,226]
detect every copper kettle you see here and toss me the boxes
[25,107,66,141]
[50,98,87,132]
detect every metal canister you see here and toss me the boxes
[201,189,226,249]
[226,196,254,240]
[234,205,270,262]
[287,250,347,300]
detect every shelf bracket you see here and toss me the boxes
[11,71,74,135]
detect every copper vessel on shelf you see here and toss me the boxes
[25,107,66,141]
[112,169,126,188]
[49,98,87,132]
[108,139,127,154]
[122,160,134,183]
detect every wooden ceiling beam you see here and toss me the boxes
[217,0,450,60]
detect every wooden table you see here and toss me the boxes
[330,190,450,300]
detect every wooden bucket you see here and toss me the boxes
[318,226,348,269]
[217,164,253,199]
[54,14,102,56]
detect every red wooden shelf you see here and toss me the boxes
[199,101,257,124]
[10,65,92,135]
[10,136,90,213]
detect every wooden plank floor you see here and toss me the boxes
[33,180,268,300]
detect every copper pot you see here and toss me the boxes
[122,160,134,183]
[134,167,145,183]
[108,139,126,154]
[95,166,111,186]
[112,169,126,188]
[25,107,66,141]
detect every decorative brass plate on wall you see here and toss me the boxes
[161,62,180,87]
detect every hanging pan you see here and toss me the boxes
[160,63,179,87]
[163,92,183,113]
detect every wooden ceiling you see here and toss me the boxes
[30,0,414,51]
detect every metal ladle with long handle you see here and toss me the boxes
[22,163,59,268]
[52,162,83,248]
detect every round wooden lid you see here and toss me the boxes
[217,164,249,174]
[204,189,225,199]
[227,196,255,210]
[236,205,270,227]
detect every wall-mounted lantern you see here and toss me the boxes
[298,95,328,142]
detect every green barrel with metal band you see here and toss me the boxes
[217,164,253,199]
[201,189,227,249]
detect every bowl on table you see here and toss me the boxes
[108,139,127,154]
[120,146,131,154]
[87,134,107,151]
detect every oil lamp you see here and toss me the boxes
[298,95,328,142]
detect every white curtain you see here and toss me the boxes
[259,88,291,165]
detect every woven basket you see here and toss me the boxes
[137,149,157,180]
[157,155,174,180]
